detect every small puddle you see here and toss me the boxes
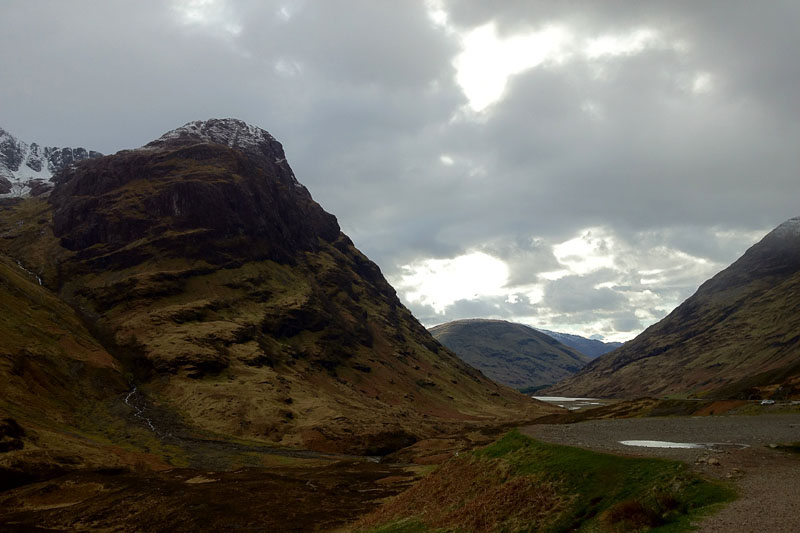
[620,440,706,449]
[620,440,750,450]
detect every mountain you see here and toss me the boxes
[548,217,800,399]
[429,319,590,390]
[0,127,101,197]
[536,329,623,359]
[0,251,128,489]
[0,119,554,477]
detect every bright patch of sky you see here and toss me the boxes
[425,0,449,29]
[552,228,615,275]
[392,251,509,314]
[436,4,690,113]
[454,22,571,112]
[691,72,714,94]
[584,28,659,59]
[274,58,303,77]
[393,224,757,342]
[173,0,242,36]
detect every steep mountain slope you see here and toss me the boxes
[0,119,554,458]
[0,250,129,489]
[0,127,101,197]
[537,329,623,359]
[429,319,590,390]
[549,217,800,399]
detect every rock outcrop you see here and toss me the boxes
[0,127,101,197]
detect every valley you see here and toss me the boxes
[1,120,798,531]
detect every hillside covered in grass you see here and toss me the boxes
[0,119,556,487]
[430,319,589,390]
[550,217,800,400]
[356,430,733,532]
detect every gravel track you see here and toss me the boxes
[522,414,800,532]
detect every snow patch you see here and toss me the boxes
[0,127,100,198]
[770,216,800,239]
[147,119,301,185]
[154,118,278,152]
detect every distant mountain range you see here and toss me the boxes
[0,127,101,197]
[536,329,622,359]
[429,319,590,391]
[548,216,800,400]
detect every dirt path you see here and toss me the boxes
[522,414,800,532]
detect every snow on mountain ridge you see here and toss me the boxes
[770,216,800,239]
[145,118,301,185]
[0,127,101,198]
[149,118,278,152]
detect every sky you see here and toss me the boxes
[2,1,798,342]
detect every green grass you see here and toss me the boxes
[519,384,552,394]
[364,430,735,533]
[369,519,439,533]
[479,431,733,532]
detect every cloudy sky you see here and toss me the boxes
[2,1,798,341]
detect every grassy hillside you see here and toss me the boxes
[430,319,589,390]
[0,133,557,459]
[549,218,800,399]
[0,247,133,489]
[355,430,733,532]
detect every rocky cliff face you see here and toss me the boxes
[548,217,800,399]
[1,119,553,460]
[0,127,101,197]
[49,119,338,266]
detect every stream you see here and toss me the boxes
[123,386,159,434]
[15,259,43,286]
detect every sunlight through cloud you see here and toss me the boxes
[454,23,572,112]
[393,252,509,313]
[173,0,242,37]
[584,28,659,59]
[552,228,615,275]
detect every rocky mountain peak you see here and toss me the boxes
[767,216,800,241]
[0,127,101,198]
[712,215,800,288]
[143,118,302,187]
[149,118,276,149]
[0,119,549,461]
[49,119,340,265]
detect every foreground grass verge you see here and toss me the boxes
[356,430,734,532]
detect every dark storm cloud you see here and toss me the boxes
[1,1,797,340]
